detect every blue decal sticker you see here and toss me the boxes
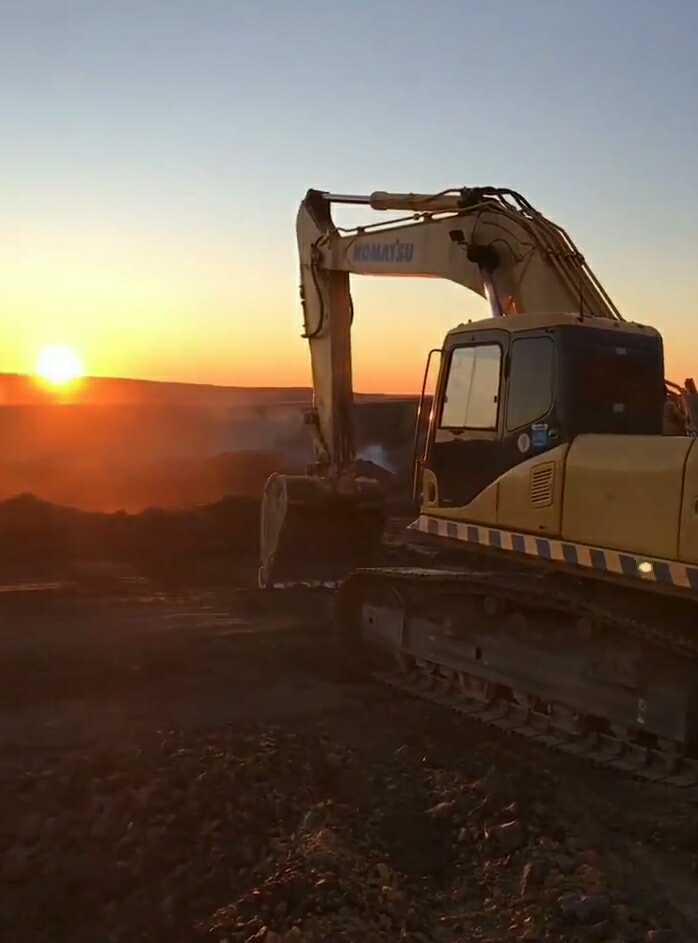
[531,422,549,451]
[353,240,414,264]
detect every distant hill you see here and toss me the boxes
[0,374,415,407]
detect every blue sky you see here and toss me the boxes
[2,0,697,390]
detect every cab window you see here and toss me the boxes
[439,343,502,429]
[505,336,555,431]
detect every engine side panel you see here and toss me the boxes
[419,445,570,534]
[495,444,568,535]
[561,435,694,560]
[417,434,698,583]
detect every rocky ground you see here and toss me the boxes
[0,580,697,943]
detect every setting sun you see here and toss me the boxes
[35,344,85,388]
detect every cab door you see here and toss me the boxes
[424,329,509,508]
[423,328,559,510]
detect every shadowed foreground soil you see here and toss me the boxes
[0,584,697,943]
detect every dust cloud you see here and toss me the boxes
[0,395,419,581]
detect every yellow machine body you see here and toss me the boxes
[412,311,698,593]
[419,436,698,567]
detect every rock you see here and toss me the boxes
[645,931,673,943]
[559,891,578,912]
[473,767,514,800]
[588,920,612,941]
[241,918,264,938]
[300,805,327,832]
[426,801,454,819]
[456,827,470,843]
[520,858,548,893]
[553,853,577,874]
[558,892,613,925]
[488,819,524,852]
[575,895,613,925]
[246,928,273,943]
[381,885,404,906]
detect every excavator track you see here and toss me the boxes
[335,564,698,796]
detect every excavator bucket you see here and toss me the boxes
[258,473,386,588]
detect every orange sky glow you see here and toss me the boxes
[2,220,696,395]
[3,3,697,398]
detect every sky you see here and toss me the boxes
[2,0,697,393]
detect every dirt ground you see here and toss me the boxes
[1,577,698,943]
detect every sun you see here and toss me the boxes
[35,344,85,388]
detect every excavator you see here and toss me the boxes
[260,186,698,789]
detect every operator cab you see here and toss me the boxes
[421,313,665,509]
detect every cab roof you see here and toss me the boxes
[444,311,660,344]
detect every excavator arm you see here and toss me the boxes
[296,186,622,479]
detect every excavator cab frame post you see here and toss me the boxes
[412,347,441,506]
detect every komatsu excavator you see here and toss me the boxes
[260,186,698,788]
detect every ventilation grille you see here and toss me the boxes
[529,462,555,508]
